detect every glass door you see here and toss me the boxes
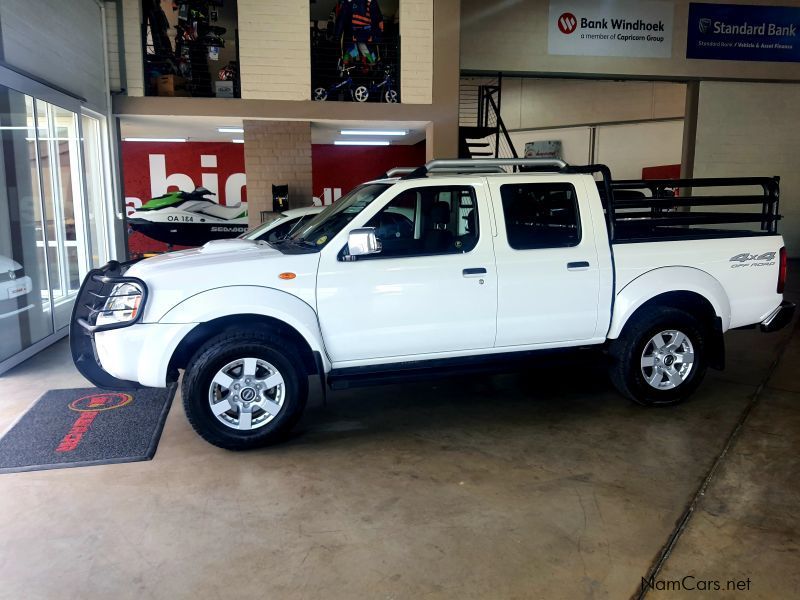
[0,86,55,364]
[0,71,115,372]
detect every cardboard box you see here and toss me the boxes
[156,75,188,97]
[215,81,235,98]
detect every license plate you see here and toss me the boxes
[8,286,27,299]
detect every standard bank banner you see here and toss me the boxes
[687,3,800,62]
[548,0,674,58]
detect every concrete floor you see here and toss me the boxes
[0,301,798,599]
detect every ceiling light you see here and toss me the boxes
[124,137,187,143]
[218,127,244,133]
[340,130,407,136]
[232,139,244,144]
[335,140,390,146]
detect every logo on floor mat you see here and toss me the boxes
[68,393,133,413]
[56,393,134,453]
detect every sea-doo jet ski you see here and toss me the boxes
[128,187,248,246]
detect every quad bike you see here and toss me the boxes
[128,187,248,247]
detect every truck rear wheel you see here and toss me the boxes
[608,307,707,406]
[182,329,308,450]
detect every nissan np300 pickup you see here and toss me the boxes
[71,159,795,450]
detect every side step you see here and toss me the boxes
[327,347,600,390]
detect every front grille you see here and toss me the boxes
[0,269,22,285]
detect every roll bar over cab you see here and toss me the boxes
[71,158,794,449]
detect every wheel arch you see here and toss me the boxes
[159,286,331,375]
[608,267,731,339]
[168,314,321,377]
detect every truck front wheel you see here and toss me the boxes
[608,307,708,406]
[182,329,308,450]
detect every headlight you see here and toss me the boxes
[96,282,144,327]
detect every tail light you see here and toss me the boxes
[778,246,787,294]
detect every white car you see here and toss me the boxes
[0,255,33,320]
[70,158,794,450]
[241,206,324,244]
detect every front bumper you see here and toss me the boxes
[761,301,796,333]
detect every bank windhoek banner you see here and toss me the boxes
[548,0,674,58]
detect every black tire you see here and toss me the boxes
[182,328,308,450]
[608,306,708,406]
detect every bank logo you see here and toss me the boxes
[698,17,712,34]
[558,12,578,34]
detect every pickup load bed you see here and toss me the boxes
[71,158,794,450]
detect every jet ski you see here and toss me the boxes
[128,187,249,247]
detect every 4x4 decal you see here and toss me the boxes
[729,252,776,268]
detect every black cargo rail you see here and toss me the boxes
[604,176,780,243]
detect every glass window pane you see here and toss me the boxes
[500,183,581,250]
[81,114,109,267]
[0,86,55,363]
[35,100,87,330]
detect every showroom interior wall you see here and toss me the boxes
[498,79,685,131]
[461,0,800,81]
[694,81,800,255]
[494,78,686,179]
[460,0,800,255]
[0,0,120,374]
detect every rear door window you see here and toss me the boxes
[500,182,581,250]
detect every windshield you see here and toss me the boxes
[286,183,391,249]
[239,216,287,240]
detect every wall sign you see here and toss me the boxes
[548,1,674,58]
[687,3,800,62]
[524,141,563,160]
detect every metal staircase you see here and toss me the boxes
[458,74,519,160]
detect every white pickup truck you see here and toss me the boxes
[71,158,794,450]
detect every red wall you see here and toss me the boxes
[122,141,247,255]
[122,140,427,256]
[312,142,426,204]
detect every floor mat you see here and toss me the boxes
[0,385,176,473]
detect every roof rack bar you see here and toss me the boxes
[426,158,569,171]
[385,167,416,177]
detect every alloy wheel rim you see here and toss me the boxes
[207,358,285,430]
[385,89,398,103]
[313,88,327,101]
[640,329,695,390]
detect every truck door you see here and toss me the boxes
[489,176,602,346]
[316,181,498,364]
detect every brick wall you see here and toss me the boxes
[238,0,310,100]
[121,0,144,96]
[694,81,800,256]
[400,0,434,104]
[105,1,121,93]
[243,121,313,228]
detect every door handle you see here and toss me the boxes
[567,261,590,270]
[463,267,487,277]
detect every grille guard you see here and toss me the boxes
[69,260,148,390]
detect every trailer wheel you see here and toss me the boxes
[182,328,308,450]
[608,306,708,406]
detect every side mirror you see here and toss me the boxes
[347,227,382,257]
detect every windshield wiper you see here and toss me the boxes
[291,238,319,249]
